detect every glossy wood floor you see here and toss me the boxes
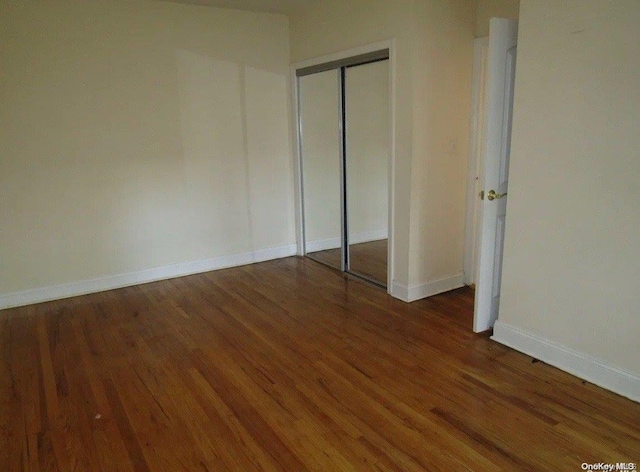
[1,257,638,471]
[308,239,387,285]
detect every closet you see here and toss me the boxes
[297,50,390,287]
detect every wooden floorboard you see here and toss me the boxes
[1,256,638,471]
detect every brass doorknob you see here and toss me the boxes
[487,189,507,201]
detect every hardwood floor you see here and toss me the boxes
[308,239,388,285]
[1,257,638,471]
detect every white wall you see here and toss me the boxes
[290,0,475,298]
[496,0,640,399]
[0,1,295,307]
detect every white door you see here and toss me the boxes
[473,18,518,333]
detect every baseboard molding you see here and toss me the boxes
[306,229,388,253]
[391,273,465,302]
[0,243,297,311]
[351,229,388,245]
[306,237,341,253]
[492,321,640,403]
[252,244,298,262]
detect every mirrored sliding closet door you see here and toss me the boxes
[298,51,390,288]
[299,69,342,271]
[344,60,390,285]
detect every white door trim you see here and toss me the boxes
[290,66,305,256]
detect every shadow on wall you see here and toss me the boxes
[0,1,296,298]
[175,50,295,260]
[104,51,296,274]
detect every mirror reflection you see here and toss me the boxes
[299,53,390,288]
[299,70,342,270]
[345,60,390,285]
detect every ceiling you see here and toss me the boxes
[158,0,317,15]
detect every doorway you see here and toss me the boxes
[296,50,390,288]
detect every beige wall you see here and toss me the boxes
[0,1,295,299]
[499,0,640,377]
[290,0,475,295]
[476,0,520,37]
[408,0,476,286]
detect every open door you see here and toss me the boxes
[473,18,518,333]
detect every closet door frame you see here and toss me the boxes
[293,41,395,290]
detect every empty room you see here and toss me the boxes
[1,0,638,470]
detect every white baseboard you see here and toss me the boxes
[0,243,297,311]
[351,229,388,245]
[492,321,640,403]
[306,229,388,253]
[252,244,298,262]
[391,273,465,302]
[306,237,341,253]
